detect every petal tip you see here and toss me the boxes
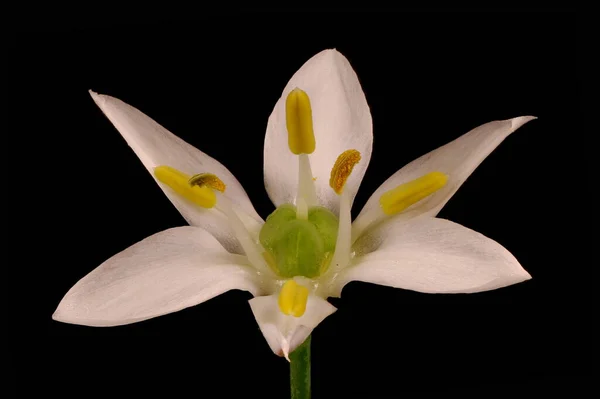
[520,268,533,282]
[89,89,107,106]
[282,339,291,362]
[507,264,532,287]
[320,48,337,55]
[52,296,75,324]
[312,48,349,67]
[51,306,67,323]
[511,115,537,131]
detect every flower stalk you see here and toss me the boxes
[290,335,311,399]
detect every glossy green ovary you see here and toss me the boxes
[260,204,339,278]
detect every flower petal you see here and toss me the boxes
[329,217,530,297]
[53,226,267,326]
[249,293,336,358]
[264,49,373,215]
[89,91,263,253]
[353,117,536,233]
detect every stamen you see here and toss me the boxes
[328,192,352,272]
[262,251,279,275]
[351,171,449,243]
[189,173,226,192]
[156,166,273,277]
[285,88,318,207]
[329,149,361,194]
[297,153,318,206]
[286,88,315,155]
[214,194,273,276]
[278,280,309,317]
[324,150,361,276]
[154,166,216,208]
[296,197,308,220]
[380,171,448,215]
[319,251,333,275]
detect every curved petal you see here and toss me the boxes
[353,116,536,236]
[249,293,336,359]
[264,49,373,215]
[328,217,530,297]
[53,226,268,326]
[90,91,263,253]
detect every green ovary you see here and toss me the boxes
[260,204,339,278]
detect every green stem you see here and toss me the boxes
[289,335,311,399]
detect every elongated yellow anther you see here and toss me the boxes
[278,280,309,317]
[154,165,216,208]
[380,171,448,215]
[189,173,226,193]
[286,88,315,154]
[329,149,362,194]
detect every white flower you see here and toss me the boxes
[53,49,534,360]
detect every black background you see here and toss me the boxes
[10,11,589,398]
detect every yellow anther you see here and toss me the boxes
[329,149,362,194]
[379,172,448,215]
[154,165,216,208]
[189,173,226,193]
[286,88,316,154]
[278,280,309,317]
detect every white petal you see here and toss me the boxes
[249,293,336,358]
[354,117,536,230]
[329,217,530,296]
[90,91,263,253]
[264,49,373,214]
[53,226,267,326]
